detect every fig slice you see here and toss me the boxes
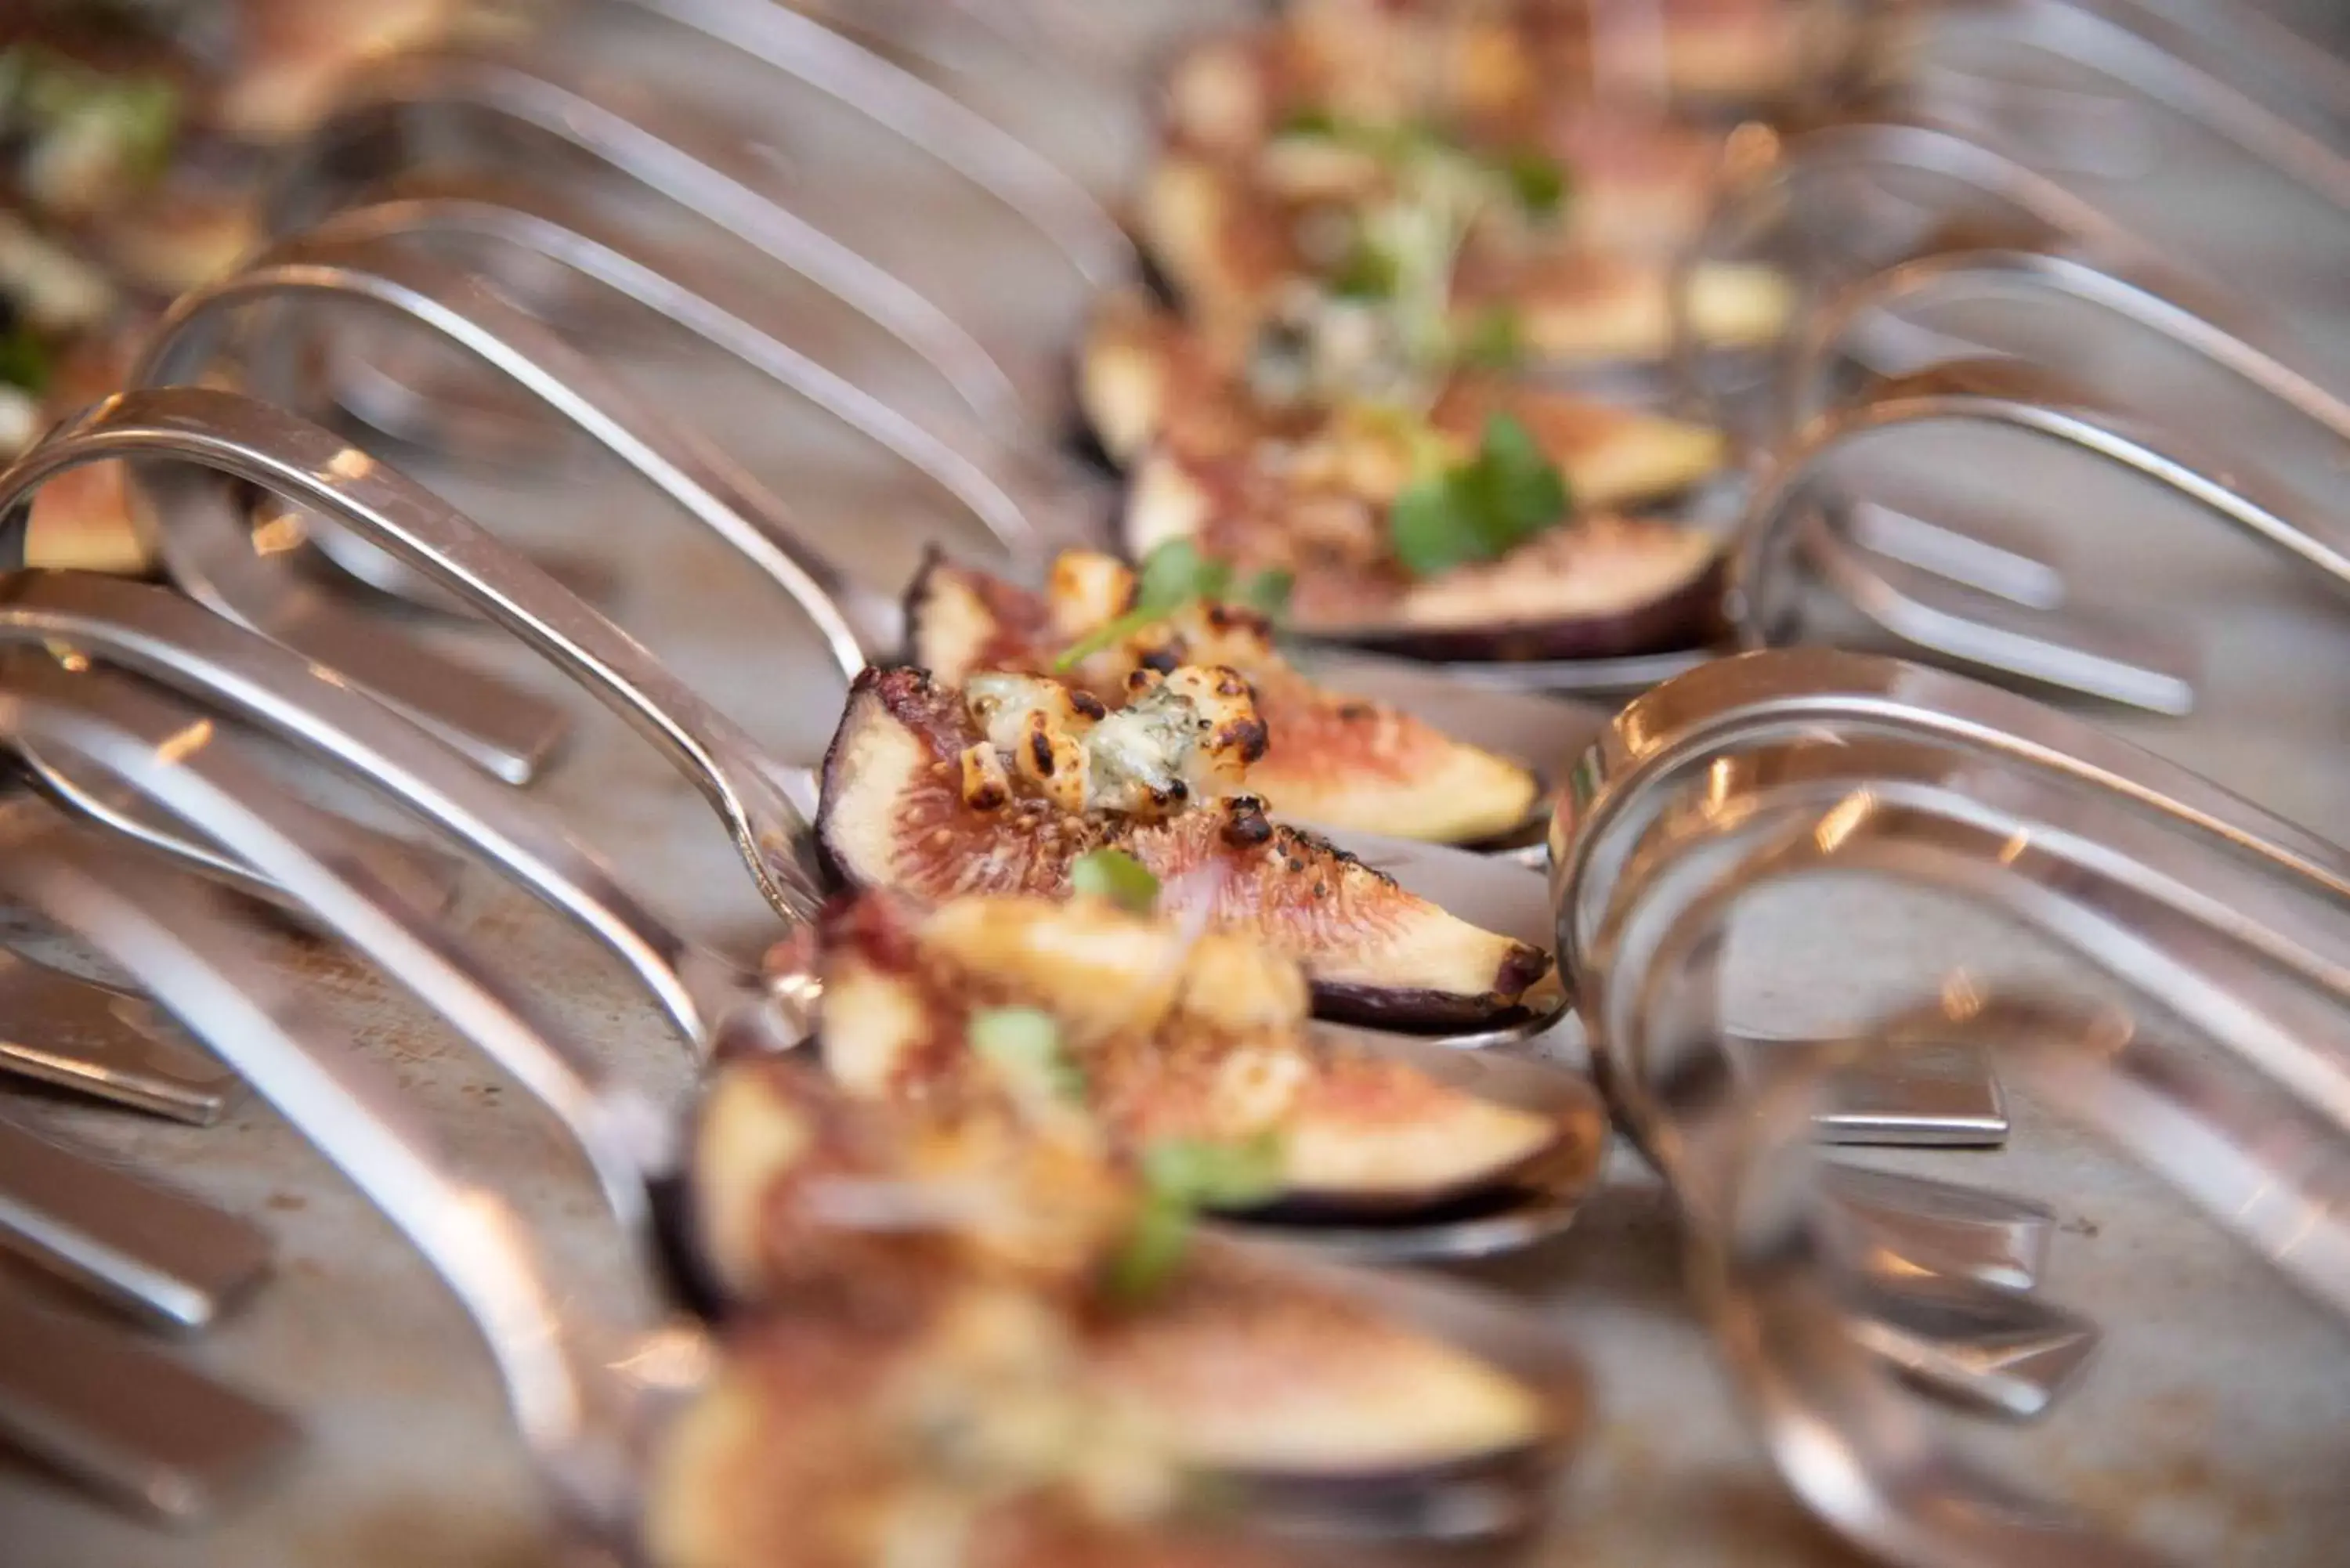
[684,1055,1558,1494]
[647,1272,1278,1568]
[809,891,1564,1211]
[902,550,1542,844]
[815,667,1551,1026]
[1161,2,1834,161]
[1123,448,1728,663]
[1135,153,1790,369]
[1072,290,1734,490]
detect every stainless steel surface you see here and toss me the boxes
[1839,1271,2101,1422]
[0,816,1595,1553]
[1603,798,2350,1566]
[0,1108,273,1333]
[0,1280,300,1526]
[13,5,2350,1564]
[19,746,469,927]
[1821,1165,2057,1292]
[1811,1041,2010,1146]
[0,948,239,1125]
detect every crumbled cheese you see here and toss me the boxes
[963,667,1262,821]
[1044,551,1133,641]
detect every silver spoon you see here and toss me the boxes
[1610,793,2350,1568]
[92,374,1563,1044]
[0,695,1598,1541]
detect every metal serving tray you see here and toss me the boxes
[8,3,2350,1563]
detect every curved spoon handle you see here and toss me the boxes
[1728,356,2350,661]
[0,826,605,1478]
[0,657,673,1246]
[0,389,826,952]
[1556,645,2350,971]
[303,190,1063,557]
[615,0,1135,289]
[138,231,890,678]
[1618,802,2350,1568]
[263,50,1028,433]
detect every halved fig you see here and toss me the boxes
[1161,0,1845,158]
[685,1055,1556,1492]
[1073,289,1735,488]
[1123,443,1727,663]
[811,890,1564,1209]
[1087,1239,1550,1479]
[903,549,1541,844]
[1134,151,1791,370]
[815,667,1551,1026]
[648,1274,1267,1568]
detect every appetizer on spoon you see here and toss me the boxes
[816,663,1553,1028]
[906,544,1543,843]
[1170,0,1864,136]
[695,1053,1577,1494]
[1142,61,1793,371]
[1118,396,1729,664]
[5,675,1586,1540]
[804,887,1583,1218]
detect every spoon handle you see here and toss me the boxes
[0,1277,299,1523]
[0,660,671,1233]
[0,833,606,1474]
[0,392,822,966]
[0,1107,273,1332]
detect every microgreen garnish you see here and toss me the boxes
[1390,411,1571,580]
[1267,108,1572,409]
[971,1006,1086,1104]
[0,325,51,395]
[1499,146,1569,221]
[1051,540,1292,671]
[1272,107,1571,224]
[1454,305,1525,371]
[1276,106,1341,139]
[1329,234,1401,301]
[1069,847,1160,914]
[0,46,182,187]
[1107,1133,1288,1301]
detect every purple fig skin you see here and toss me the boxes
[1297,553,1730,665]
[813,667,1553,1030]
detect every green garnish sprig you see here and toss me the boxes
[0,45,182,188]
[1069,847,1162,914]
[971,1006,1087,1106]
[1052,541,1292,672]
[1275,108,1571,224]
[1390,410,1571,580]
[0,325,52,396]
[1107,1133,1288,1302]
[1272,108,1569,403]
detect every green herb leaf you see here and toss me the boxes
[1499,147,1568,220]
[1329,233,1400,300]
[1106,1133,1289,1302]
[1052,542,1290,669]
[1386,411,1573,581]
[1132,539,1227,612]
[971,1006,1086,1104]
[1237,567,1294,617]
[104,75,182,185]
[1070,847,1160,914]
[1143,1133,1288,1210]
[1454,305,1524,371]
[0,326,52,396]
[1105,1188,1194,1302]
[2,46,181,188]
[1275,105,1340,139]
[1390,470,1479,580]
